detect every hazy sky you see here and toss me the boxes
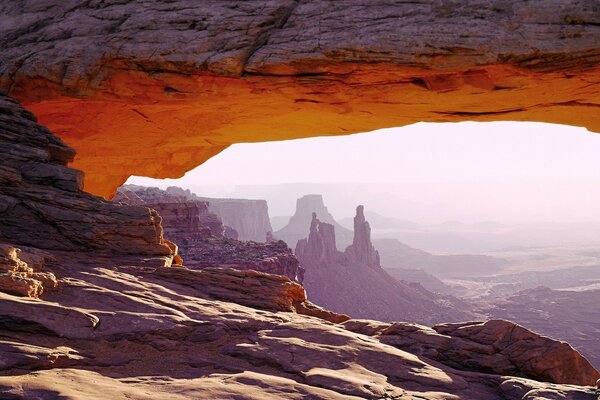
[129,122,600,223]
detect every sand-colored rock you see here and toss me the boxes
[344,319,600,386]
[1,1,597,197]
[0,244,57,298]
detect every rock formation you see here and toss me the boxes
[0,1,598,197]
[345,205,381,268]
[0,96,175,260]
[479,286,600,370]
[115,186,230,239]
[0,244,57,298]
[296,207,473,325]
[276,194,354,248]
[166,186,272,242]
[115,185,303,282]
[1,94,599,400]
[345,319,600,386]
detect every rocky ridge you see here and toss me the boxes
[165,186,273,242]
[115,185,303,282]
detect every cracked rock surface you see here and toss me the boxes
[0,0,598,197]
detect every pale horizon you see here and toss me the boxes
[129,121,600,225]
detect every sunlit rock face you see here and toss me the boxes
[1,0,598,197]
[0,95,174,259]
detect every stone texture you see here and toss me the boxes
[0,0,598,198]
[0,95,175,258]
[296,208,474,325]
[166,186,273,242]
[478,286,600,370]
[345,319,600,386]
[0,244,58,298]
[115,185,303,282]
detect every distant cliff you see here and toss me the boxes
[276,194,353,249]
[115,186,302,281]
[296,206,473,325]
[165,187,272,242]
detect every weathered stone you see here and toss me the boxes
[344,205,381,269]
[0,1,598,197]
[296,206,473,324]
[115,185,303,281]
[361,319,600,386]
[0,95,175,259]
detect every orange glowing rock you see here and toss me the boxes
[1,1,598,197]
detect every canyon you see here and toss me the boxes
[114,185,302,282]
[296,208,477,325]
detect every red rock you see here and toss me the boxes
[0,2,598,197]
[0,97,176,259]
[296,205,473,324]
[116,185,304,282]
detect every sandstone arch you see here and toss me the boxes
[1,0,598,197]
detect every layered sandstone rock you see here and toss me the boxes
[0,244,57,298]
[166,187,273,242]
[296,207,473,324]
[276,194,354,249]
[0,95,174,259]
[116,185,303,282]
[115,186,228,239]
[0,1,598,197]
[344,319,600,386]
[479,286,600,370]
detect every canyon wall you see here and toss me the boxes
[165,187,272,242]
[0,95,174,259]
[0,0,597,197]
[115,186,302,282]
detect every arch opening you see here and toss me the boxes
[121,121,600,369]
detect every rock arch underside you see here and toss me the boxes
[1,0,599,198]
[1,1,600,399]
